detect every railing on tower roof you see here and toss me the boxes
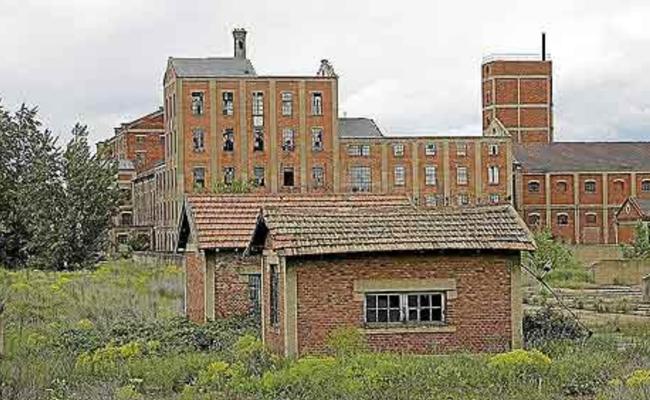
[482,53,552,64]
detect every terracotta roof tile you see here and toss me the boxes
[184,194,413,250]
[257,205,536,256]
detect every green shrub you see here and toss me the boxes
[523,306,590,349]
[325,326,368,357]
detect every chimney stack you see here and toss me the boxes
[541,32,546,61]
[233,28,247,59]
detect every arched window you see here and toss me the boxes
[585,212,597,225]
[584,180,597,193]
[527,213,541,226]
[528,181,541,193]
[613,179,625,193]
[556,180,568,193]
[641,179,650,192]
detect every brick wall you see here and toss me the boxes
[211,253,260,318]
[286,252,517,356]
[184,251,205,323]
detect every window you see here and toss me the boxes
[584,180,597,193]
[283,166,294,187]
[364,292,444,324]
[311,92,323,115]
[613,179,625,193]
[253,166,265,187]
[586,213,597,225]
[457,166,468,185]
[528,213,541,226]
[556,181,568,193]
[253,128,264,151]
[394,165,405,186]
[270,265,279,326]
[135,151,145,166]
[425,195,438,207]
[193,167,205,189]
[489,193,500,204]
[425,143,437,156]
[528,181,540,193]
[312,166,324,187]
[488,165,500,185]
[642,180,650,192]
[121,212,132,227]
[281,92,293,116]
[350,166,372,192]
[393,143,404,157]
[282,128,295,151]
[222,91,234,116]
[223,167,235,185]
[136,135,145,144]
[191,92,204,115]
[458,194,469,206]
[489,144,499,156]
[159,133,165,145]
[557,213,569,226]
[312,128,323,151]
[117,234,129,245]
[223,129,234,152]
[252,91,264,127]
[425,166,437,186]
[248,274,261,314]
[192,129,205,152]
[456,142,467,156]
[348,144,370,156]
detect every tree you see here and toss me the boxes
[622,223,650,259]
[56,124,120,269]
[524,229,589,284]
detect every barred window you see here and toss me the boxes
[528,213,541,226]
[425,166,437,186]
[350,166,371,192]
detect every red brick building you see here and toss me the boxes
[248,205,534,356]
[616,197,650,244]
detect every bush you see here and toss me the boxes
[325,326,368,357]
[523,306,590,349]
[488,349,551,381]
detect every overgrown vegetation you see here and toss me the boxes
[1,261,649,399]
[0,103,120,270]
[622,222,650,259]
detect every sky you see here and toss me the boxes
[1,0,650,147]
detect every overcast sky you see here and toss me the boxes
[1,0,650,146]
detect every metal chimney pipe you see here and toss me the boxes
[542,32,546,61]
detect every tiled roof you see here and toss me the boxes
[169,57,257,77]
[255,205,536,257]
[338,118,384,138]
[631,198,650,219]
[183,194,413,250]
[514,142,650,173]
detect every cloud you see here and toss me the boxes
[0,0,649,146]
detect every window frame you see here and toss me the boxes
[269,264,279,326]
[425,165,437,186]
[425,143,437,156]
[223,128,235,152]
[528,180,541,193]
[456,166,468,185]
[585,212,598,225]
[223,166,235,186]
[556,180,568,193]
[222,91,234,116]
[281,91,293,116]
[350,165,372,192]
[456,142,467,156]
[192,128,205,152]
[584,180,597,194]
[311,92,323,116]
[253,127,264,152]
[193,167,206,189]
[364,292,446,326]
[282,166,295,187]
[282,128,295,152]
[191,91,204,116]
[311,127,324,152]
[394,165,406,186]
[488,165,500,185]
[253,166,265,187]
[642,179,650,193]
[488,144,499,156]
[528,212,541,226]
[393,143,404,157]
[557,213,569,226]
[312,165,324,187]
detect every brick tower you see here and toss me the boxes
[482,34,553,144]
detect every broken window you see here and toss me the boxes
[311,128,323,151]
[350,166,371,192]
[425,166,437,186]
[557,213,569,226]
[456,142,467,156]
[457,167,468,185]
[223,167,235,186]
[458,194,469,206]
[348,144,370,156]
[393,143,404,157]
[394,165,405,186]
[135,151,146,166]
[223,128,234,152]
[488,166,499,185]
[192,129,205,152]
[365,292,444,324]
[252,91,264,127]
[642,180,650,192]
[270,265,279,326]
[425,143,437,156]
[253,128,264,151]
[312,166,324,187]
[254,166,265,187]
[311,92,323,115]
[584,180,597,193]
[282,128,295,151]
[283,166,294,187]
[222,91,234,116]
[191,92,204,115]
[281,92,293,116]
[528,181,540,193]
[193,167,205,189]
[528,213,541,226]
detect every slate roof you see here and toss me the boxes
[338,118,384,138]
[182,194,412,250]
[514,142,650,173]
[253,205,535,257]
[169,57,257,77]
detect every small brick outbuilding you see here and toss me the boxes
[615,197,650,244]
[247,205,535,357]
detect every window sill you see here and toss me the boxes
[361,324,456,335]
